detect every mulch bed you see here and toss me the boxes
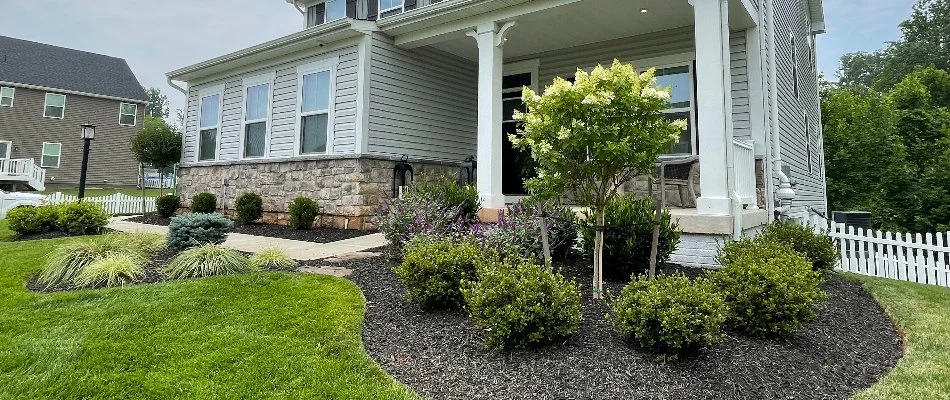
[126,214,373,243]
[345,250,904,400]
[27,247,179,293]
[11,231,73,241]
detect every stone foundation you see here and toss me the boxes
[176,155,457,230]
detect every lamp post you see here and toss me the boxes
[78,123,96,200]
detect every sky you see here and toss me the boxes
[1,0,921,118]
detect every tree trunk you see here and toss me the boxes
[593,209,606,299]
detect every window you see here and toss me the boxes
[44,93,66,119]
[198,88,223,161]
[242,75,273,158]
[297,64,333,155]
[0,141,11,159]
[791,34,799,100]
[41,142,61,168]
[326,0,345,21]
[307,0,346,27]
[655,65,695,154]
[805,113,812,173]
[119,103,137,126]
[0,87,14,107]
[379,0,404,17]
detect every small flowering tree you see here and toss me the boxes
[510,60,686,299]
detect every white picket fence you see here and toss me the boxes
[45,192,157,215]
[829,223,950,288]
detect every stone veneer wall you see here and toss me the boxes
[176,155,458,230]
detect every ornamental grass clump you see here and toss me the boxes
[610,274,726,359]
[394,236,485,310]
[37,234,147,287]
[461,257,582,349]
[75,253,146,288]
[758,222,839,272]
[165,244,252,280]
[250,247,299,272]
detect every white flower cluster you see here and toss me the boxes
[641,86,671,101]
[581,91,615,106]
[671,119,689,131]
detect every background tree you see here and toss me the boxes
[144,87,170,119]
[131,116,182,179]
[511,60,682,298]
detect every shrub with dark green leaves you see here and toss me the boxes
[164,244,251,279]
[235,192,264,224]
[155,194,180,218]
[6,206,43,235]
[394,236,485,309]
[461,257,582,349]
[191,192,217,213]
[36,204,63,232]
[759,222,839,272]
[610,275,726,358]
[579,195,680,280]
[57,201,109,236]
[415,174,481,221]
[168,212,233,249]
[711,241,827,337]
[288,197,319,230]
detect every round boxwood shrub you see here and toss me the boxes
[167,212,233,249]
[190,192,217,213]
[155,194,181,218]
[288,197,319,230]
[235,192,264,224]
[759,222,839,272]
[711,241,827,337]
[6,205,43,235]
[394,236,485,310]
[610,274,726,358]
[57,201,109,236]
[461,257,582,349]
[579,195,681,280]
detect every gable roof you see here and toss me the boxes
[0,35,147,103]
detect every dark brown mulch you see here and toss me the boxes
[27,248,179,293]
[12,231,73,241]
[126,214,373,243]
[345,250,904,400]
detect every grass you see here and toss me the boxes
[41,187,173,198]
[849,275,950,400]
[0,220,417,400]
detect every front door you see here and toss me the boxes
[501,69,536,196]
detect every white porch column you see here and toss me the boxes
[690,0,735,215]
[467,22,512,209]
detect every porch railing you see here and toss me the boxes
[0,158,46,191]
[732,139,757,208]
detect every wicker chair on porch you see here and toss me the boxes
[654,155,700,208]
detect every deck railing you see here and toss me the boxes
[0,158,46,191]
[732,139,757,208]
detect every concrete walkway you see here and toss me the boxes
[108,217,387,261]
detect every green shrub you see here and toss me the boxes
[759,222,839,272]
[164,244,252,280]
[155,194,180,218]
[35,204,62,231]
[191,192,217,213]
[37,235,135,287]
[75,253,146,288]
[610,275,726,358]
[482,199,578,262]
[249,247,299,271]
[579,195,680,280]
[461,257,582,349]
[235,192,264,224]
[57,201,109,236]
[394,236,485,309]
[288,197,319,230]
[7,206,43,235]
[415,174,481,221]
[378,191,472,249]
[711,242,827,337]
[167,212,233,249]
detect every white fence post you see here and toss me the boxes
[42,192,156,216]
[828,221,950,288]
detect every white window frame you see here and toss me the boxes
[325,0,346,22]
[196,84,225,162]
[43,93,66,119]
[41,142,62,168]
[0,140,11,159]
[632,55,698,157]
[240,72,275,159]
[0,87,14,107]
[119,103,138,126]
[294,57,339,156]
[379,0,405,17]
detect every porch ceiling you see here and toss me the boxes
[421,0,755,61]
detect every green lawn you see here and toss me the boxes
[0,221,416,400]
[41,187,173,198]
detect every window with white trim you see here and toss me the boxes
[655,65,696,154]
[326,0,345,21]
[242,75,273,158]
[307,0,346,27]
[379,0,405,17]
[0,141,11,159]
[198,90,223,161]
[0,87,14,107]
[41,142,61,168]
[119,103,137,126]
[297,61,335,155]
[44,93,66,119]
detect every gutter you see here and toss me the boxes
[0,81,148,105]
[167,77,187,96]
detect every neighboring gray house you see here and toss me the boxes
[167,0,827,266]
[0,35,147,191]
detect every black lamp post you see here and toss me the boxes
[78,123,96,200]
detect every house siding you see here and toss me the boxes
[0,86,144,187]
[182,39,361,165]
[366,33,478,162]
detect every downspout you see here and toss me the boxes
[766,0,795,218]
[166,77,187,96]
[719,0,740,240]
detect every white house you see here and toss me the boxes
[166,0,828,267]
